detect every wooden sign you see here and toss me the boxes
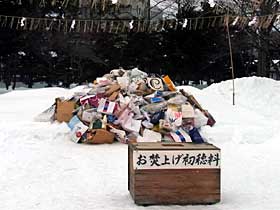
[133,150,220,170]
[129,142,221,205]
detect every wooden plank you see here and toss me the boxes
[133,169,220,204]
[134,194,220,205]
[131,142,220,151]
[128,145,130,191]
[135,188,220,196]
[134,180,220,193]
[134,181,220,189]
[134,193,220,199]
[135,168,220,174]
[129,146,134,198]
[134,174,220,185]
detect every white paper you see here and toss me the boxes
[82,111,94,123]
[117,77,129,90]
[142,129,162,142]
[194,109,208,128]
[165,109,182,127]
[122,118,142,133]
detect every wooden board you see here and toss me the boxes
[131,142,219,151]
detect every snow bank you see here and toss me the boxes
[201,77,280,145]
[205,76,280,119]
[0,87,70,122]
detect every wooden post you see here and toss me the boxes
[226,15,236,106]
[147,0,150,21]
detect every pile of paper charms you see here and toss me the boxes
[53,68,216,144]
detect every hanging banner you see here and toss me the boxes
[0,12,279,33]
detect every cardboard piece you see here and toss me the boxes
[68,116,88,143]
[105,84,121,96]
[181,104,195,128]
[55,100,75,123]
[108,91,119,101]
[182,104,195,118]
[86,129,114,144]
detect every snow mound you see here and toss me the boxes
[177,85,203,96]
[205,76,280,119]
[0,87,69,122]
[200,77,280,145]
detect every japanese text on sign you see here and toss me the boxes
[133,150,220,170]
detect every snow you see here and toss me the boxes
[248,17,258,27]
[1,76,280,210]
[49,51,58,58]
[209,0,216,8]
[20,17,26,27]
[18,51,26,56]
[71,20,76,29]
[45,12,59,18]
[182,19,188,28]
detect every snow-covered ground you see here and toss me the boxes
[0,76,280,210]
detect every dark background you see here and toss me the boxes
[0,0,279,89]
